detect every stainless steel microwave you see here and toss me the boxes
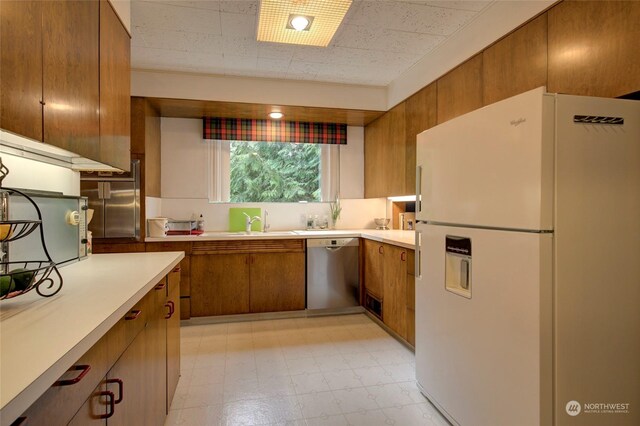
[3,190,88,266]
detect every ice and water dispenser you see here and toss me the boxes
[445,236,472,298]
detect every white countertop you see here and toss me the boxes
[146,229,417,250]
[0,251,184,425]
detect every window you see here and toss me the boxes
[209,140,339,203]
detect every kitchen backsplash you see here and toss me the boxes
[159,197,386,231]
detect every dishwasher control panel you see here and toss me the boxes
[306,238,360,248]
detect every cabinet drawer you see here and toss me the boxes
[192,239,304,254]
[106,294,148,368]
[21,334,109,425]
[145,242,192,254]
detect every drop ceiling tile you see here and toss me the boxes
[135,27,191,51]
[132,1,222,35]
[223,54,258,71]
[286,61,320,78]
[219,1,259,14]
[419,1,490,12]
[221,12,257,37]
[223,36,259,56]
[185,32,224,54]
[257,43,296,61]
[333,24,445,54]
[257,57,291,73]
[157,1,221,11]
[348,1,476,35]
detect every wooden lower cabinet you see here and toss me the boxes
[190,239,305,317]
[191,253,250,316]
[363,240,415,346]
[363,240,384,299]
[17,270,181,425]
[383,245,408,340]
[106,326,147,426]
[68,382,108,425]
[167,269,181,409]
[250,252,305,312]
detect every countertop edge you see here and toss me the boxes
[0,252,184,426]
[145,230,416,250]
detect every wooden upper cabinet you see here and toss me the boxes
[404,84,436,194]
[483,14,548,106]
[548,0,640,98]
[437,53,483,124]
[131,97,161,197]
[43,0,100,161]
[100,0,131,171]
[364,103,406,198]
[0,1,43,142]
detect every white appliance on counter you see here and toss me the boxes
[414,87,639,426]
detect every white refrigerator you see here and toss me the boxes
[414,87,639,426]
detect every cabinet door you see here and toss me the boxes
[404,84,437,194]
[364,116,385,198]
[250,252,305,313]
[363,240,384,299]
[106,327,147,426]
[385,103,407,196]
[42,0,100,160]
[166,272,181,410]
[0,1,43,142]
[548,0,640,98]
[406,249,416,346]
[99,0,131,171]
[383,244,408,339]
[191,254,250,316]
[437,53,483,124]
[68,382,108,425]
[144,286,167,425]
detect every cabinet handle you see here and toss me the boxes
[39,100,46,106]
[172,266,181,273]
[53,364,91,386]
[99,390,115,419]
[105,378,123,404]
[155,282,166,290]
[378,245,384,254]
[125,309,142,320]
[401,251,406,261]
[165,301,175,319]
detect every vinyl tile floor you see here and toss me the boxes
[165,314,450,426]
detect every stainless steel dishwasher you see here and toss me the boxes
[306,238,361,314]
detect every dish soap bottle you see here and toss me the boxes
[197,214,205,231]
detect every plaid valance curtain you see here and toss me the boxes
[203,117,347,145]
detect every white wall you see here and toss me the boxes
[0,153,80,196]
[132,70,387,111]
[158,117,385,230]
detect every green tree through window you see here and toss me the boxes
[229,141,321,202]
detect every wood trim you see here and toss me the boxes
[192,239,304,254]
[146,97,384,126]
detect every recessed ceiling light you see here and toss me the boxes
[269,112,284,119]
[257,0,352,47]
[288,15,312,31]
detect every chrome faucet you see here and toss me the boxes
[263,209,270,233]
[243,212,261,234]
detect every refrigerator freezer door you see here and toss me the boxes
[416,87,554,231]
[415,222,553,426]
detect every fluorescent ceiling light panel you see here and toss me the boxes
[257,0,352,47]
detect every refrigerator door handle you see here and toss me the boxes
[416,165,422,215]
[415,230,422,278]
[102,182,111,200]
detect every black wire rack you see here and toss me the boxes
[0,158,63,300]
